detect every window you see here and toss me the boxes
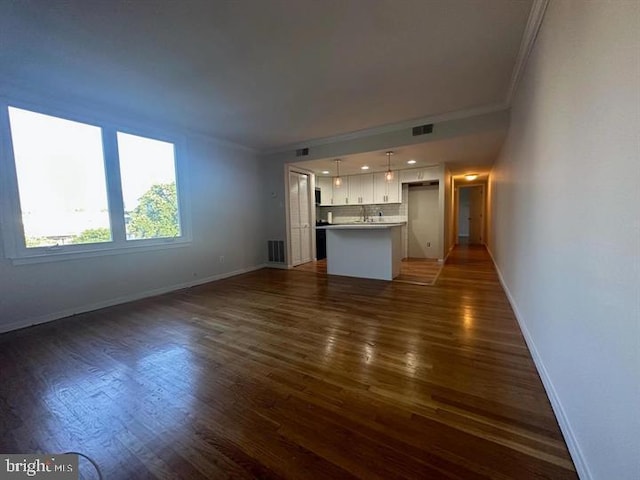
[1,103,189,263]
[117,132,181,240]
[8,107,112,248]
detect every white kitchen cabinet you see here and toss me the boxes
[348,174,374,204]
[373,172,401,204]
[400,166,440,183]
[320,172,404,206]
[316,176,334,206]
[332,176,350,205]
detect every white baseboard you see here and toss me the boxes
[485,246,591,480]
[0,264,266,335]
[265,262,290,270]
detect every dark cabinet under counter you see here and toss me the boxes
[315,221,327,260]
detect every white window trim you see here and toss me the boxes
[0,97,192,265]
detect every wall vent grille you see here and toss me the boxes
[412,124,433,136]
[295,147,310,157]
[268,240,285,263]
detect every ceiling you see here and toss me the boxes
[0,0,533,150]
[292,128,505,178]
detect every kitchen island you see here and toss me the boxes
[316,223,404,281]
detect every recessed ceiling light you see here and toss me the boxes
[321,170,330,174]
[407,159,417,165]
[465,173,478,181]
[361,165,370,170]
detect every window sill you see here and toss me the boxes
[9,239,192,266]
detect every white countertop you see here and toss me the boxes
[317,222,405,230]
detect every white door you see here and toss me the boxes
[408,184,440,258]
[457,187,470,242]
[468,185,483,244]
[289,171,312,265]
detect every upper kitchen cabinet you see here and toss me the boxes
[400,166,440,184]
[373,172,401,204]
[332,176,350,205]
[348,173,374,205]
[316,176,334,206]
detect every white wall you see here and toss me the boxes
[489,2,640,479]
[0,127,264,332]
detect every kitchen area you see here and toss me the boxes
[289,148,449,283]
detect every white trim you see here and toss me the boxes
[0,99,193,262]
[10,239,191,265]
[485,246,592,480]
[0,264,266,335]
[265,102,508,155]
[505,0,550,105]
[264,262,290,270]
[0,78,257,154]
[188,129,258,154]
[284,165,315,268]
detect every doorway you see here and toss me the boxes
[408,184,440,258]
[288,170,313,266]
[457,185,484,245]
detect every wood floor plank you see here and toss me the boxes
[0,246,577,479]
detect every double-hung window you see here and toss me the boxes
[0,103,189,263]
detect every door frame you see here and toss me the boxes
[454,183,486,245]
[284,164,316,268]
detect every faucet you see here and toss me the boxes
[360,205,369,223]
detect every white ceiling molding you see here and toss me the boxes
[265,101,508,155]
[0,76,258,154]
[266,0,549,157]
[505,0,550,106]
[1,1,537,153]
[187,130,259,155]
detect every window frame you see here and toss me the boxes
[0,97,192,265]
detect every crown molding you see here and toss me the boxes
[263,101,508,156]
[0,76,259,154]
[264,0,549,157]
[2,1,548,158]
[505,0,549,105]
[188,129,259,154]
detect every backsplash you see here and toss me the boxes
[317,185,408,224]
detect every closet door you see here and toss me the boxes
[298,173,311,263]
[289,171,312,266]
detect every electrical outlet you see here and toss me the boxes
[427,242,431,247]
[219,255,225,263]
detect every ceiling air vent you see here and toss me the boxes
[412,124,433,136]
[295,147,310,157]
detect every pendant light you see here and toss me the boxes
[385,151,394,182]
[334,159,342,187]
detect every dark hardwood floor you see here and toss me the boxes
[0,246,577,479]
[294,257,443,285]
